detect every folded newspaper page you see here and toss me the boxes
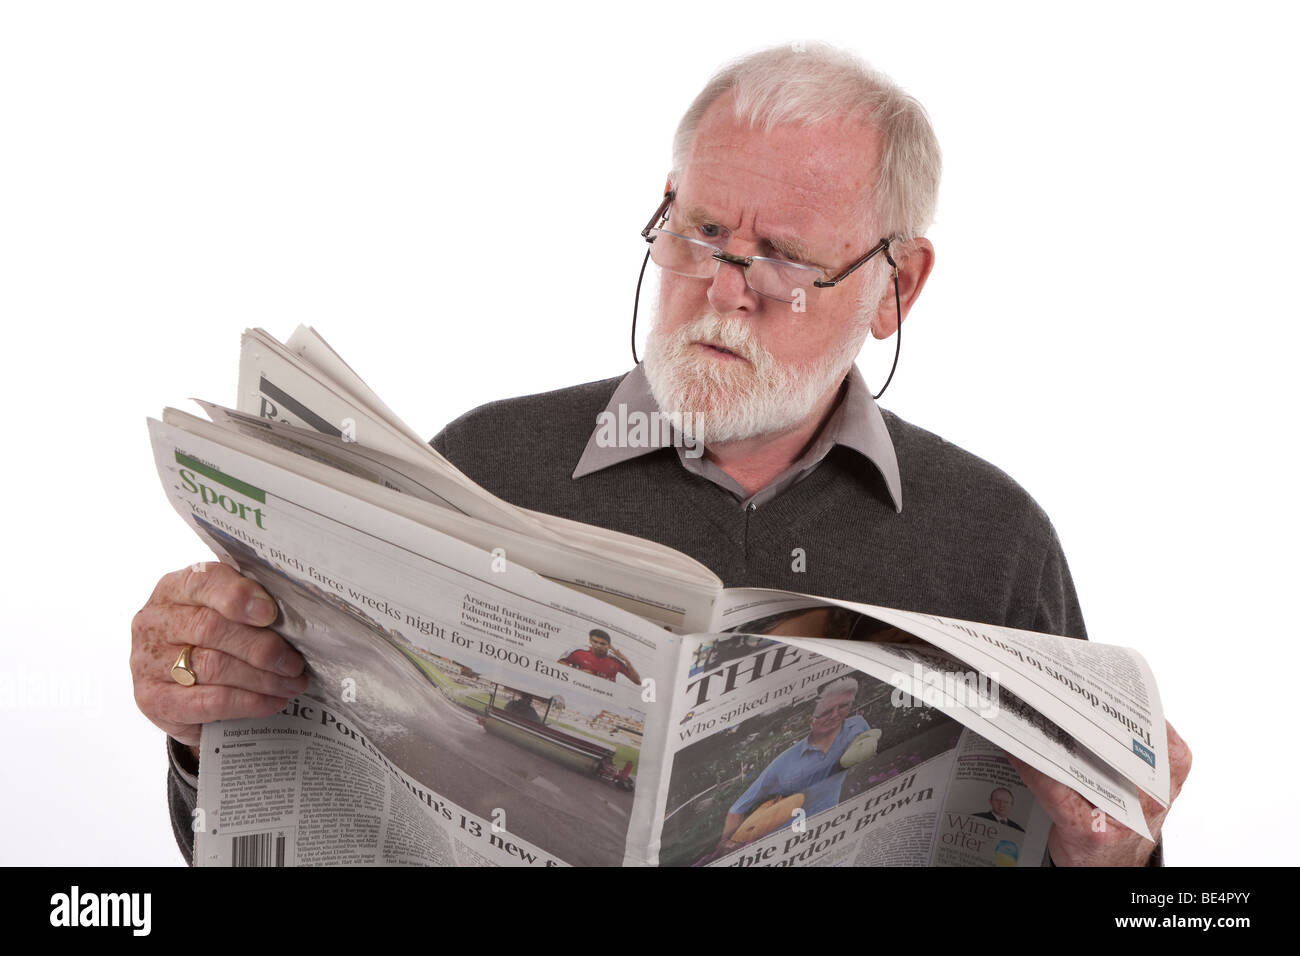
[705,590,1161,838]
[241,328,707,582]
[148,328,1170,866]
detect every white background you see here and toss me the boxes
[2,1,1296,865]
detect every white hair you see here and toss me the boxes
[819,676,860,702]
[671,42,942,244]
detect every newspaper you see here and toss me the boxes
[148,327,1169,866]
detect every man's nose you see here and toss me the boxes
[706,251,760,316]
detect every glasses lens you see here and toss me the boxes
[647,229,719,279]
[747,259,820,304]
[647,229,821,305]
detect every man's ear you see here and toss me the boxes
[872,237,935,339]
[663,175,674,196]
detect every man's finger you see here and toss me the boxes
[1166,721,1193,796]
[181,645,310,699]
[133,603,305,677]
[148,563,279,627]
[1008,753,1161,843]
[145,679,294,729]
[1005,754,1100,828]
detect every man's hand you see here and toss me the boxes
[131,563,309,760]
[1007,721,1191,866]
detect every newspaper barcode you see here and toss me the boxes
[232,832,285,867]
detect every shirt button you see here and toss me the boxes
[747,502,757,512]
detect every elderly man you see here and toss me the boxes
[717,677,869,853]
[132,43,1189,866]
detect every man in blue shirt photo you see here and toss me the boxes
[717,677,869,851]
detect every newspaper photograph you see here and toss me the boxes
[656,627,1059,867]
[929,732,1051,867]
[658,647,966,866]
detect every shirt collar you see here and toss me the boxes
[572,364,902,513]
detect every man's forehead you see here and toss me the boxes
[677,94,880,242]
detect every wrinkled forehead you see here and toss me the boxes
[676,93,881,244]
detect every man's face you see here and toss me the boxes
[810,692,854,735]
[589,634,611,657]
[644,94,890,444]
[990,790,1014,818]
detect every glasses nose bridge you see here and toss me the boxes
[706,246,767,305]
[709,246,754,271]
[707,247,760,299]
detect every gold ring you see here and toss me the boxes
[171,645,198,686]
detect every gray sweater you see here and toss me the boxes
[432,375,1086,637]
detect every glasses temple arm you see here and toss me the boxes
[641,190,676,238]
[812,238,892,288]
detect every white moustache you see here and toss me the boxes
[677,314,769,368]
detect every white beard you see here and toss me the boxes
[642,310,870,447]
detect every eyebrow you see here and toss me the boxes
[680,204,824,268]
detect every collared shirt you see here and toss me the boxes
[571,364,902,513]
[729,714,871,819]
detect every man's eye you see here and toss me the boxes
[697,224,723,240]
